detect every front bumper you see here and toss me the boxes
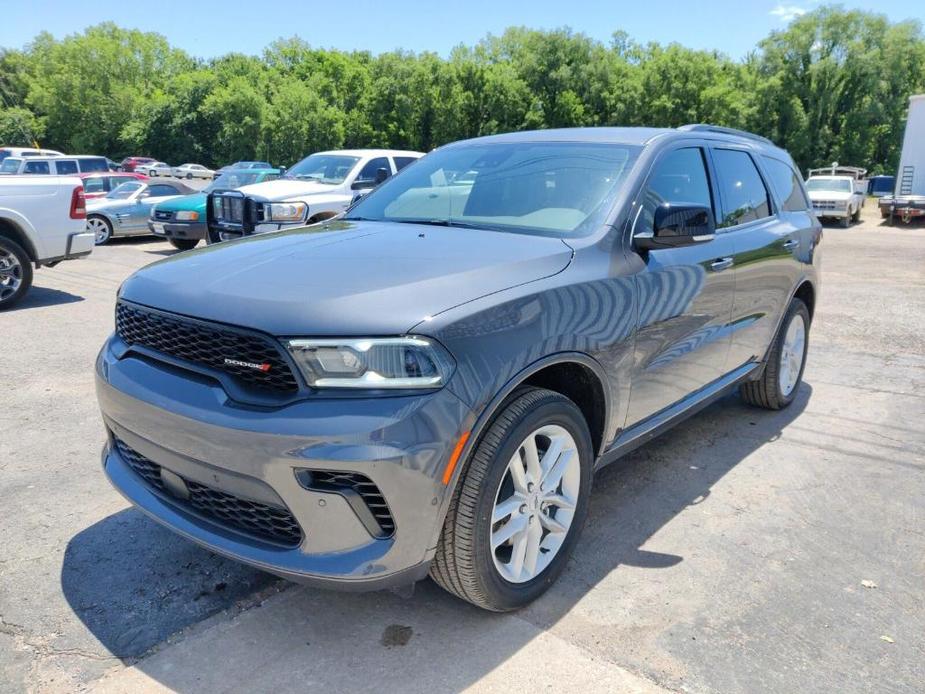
[811,206,850,219]
[148,220,208,241]
[95,337,473,589]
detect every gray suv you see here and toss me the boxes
[96,125,821,611]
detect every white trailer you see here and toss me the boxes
[886,94,925,224]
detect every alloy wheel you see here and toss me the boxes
[0,246,23,302]
[88,217,111,244]
[778,314,806,397]
[490,424,581,583]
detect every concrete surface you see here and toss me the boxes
[1,207,923,693]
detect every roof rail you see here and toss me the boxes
[677,124,774,146]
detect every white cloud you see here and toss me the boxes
[770,4,808,22]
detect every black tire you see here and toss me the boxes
[852,206,861,223]
[0,236,33,310]
[841,215,850,228]
[168,238,198,251]
[186,173,193,180]
[740,298,810,410]
[430,387,593,611]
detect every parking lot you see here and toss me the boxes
[1,205,923,693]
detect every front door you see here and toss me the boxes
[624,145,735,428]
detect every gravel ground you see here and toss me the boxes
[1,205,923,693]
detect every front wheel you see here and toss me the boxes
[87,216,113,245]
[851,206,861,223]
[740,298,810,410]
[0,237,33,310]
[431,387,593,611]
[186,173,193,180]
[168,238,198,251]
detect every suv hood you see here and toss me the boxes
[119,221,573,335]
[236,179,339,201]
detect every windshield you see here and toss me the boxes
[107,181,142,199]
[283,154,360,184]
[206,171,265,192]
[0,158,22,173]
[346,142,641,237]
[806,178,852,193]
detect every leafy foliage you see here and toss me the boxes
[1,9,923,173]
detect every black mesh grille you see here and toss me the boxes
[113,437,303,547]
[115,301,299,394]
[153,209,174,221]
[310,471,395,536]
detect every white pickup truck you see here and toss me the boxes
[206,149,423,242]
[805,166,867,228]
[0,176,94,309]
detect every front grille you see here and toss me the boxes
[813,200,837,210]
[113,437,303,547]
[115,301,300,394]
[215,194,245,224]
[309,471,395,537]
[154,209,174,221]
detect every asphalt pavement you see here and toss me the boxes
[1,206,922,693]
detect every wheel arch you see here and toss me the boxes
[793,279,815,321]
[0,215,39,263]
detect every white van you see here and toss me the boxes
[0,155,109,176]
[0,146,64,163]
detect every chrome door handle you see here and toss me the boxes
[782,239,799,250]
[710,257,734,272]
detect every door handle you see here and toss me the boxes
[710,257,734,272]
[782,239,799,250]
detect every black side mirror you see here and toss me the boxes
[636,203,715,250]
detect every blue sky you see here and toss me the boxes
[2,1,923,60]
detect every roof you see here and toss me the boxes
[313,149,424,158]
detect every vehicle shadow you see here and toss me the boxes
[7,285,84,311]
[62,385,811,690]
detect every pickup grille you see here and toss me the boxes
[213,192,245,225]
[115,300,300,394]
[812,200,838,210]
[113,437,303,547]
[153,209,174,221]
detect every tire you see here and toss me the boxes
[841,215,850,228]
[0,236,33,310]
[852,206,861,223]
[430,387,593,611]
[740,298,810,410]
[186,173,193,180]
[168,238,198,251]
[87,215,113,245]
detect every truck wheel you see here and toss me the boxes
[431,387,593,611]
[841,215,850,228]
[169,238,198,251]
[851,206,861,223]
[88,216,112,245]
[740,298,810,410]
[0,237,33,310]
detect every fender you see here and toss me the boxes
[751,273,817,375]
[428,350,611,550]
[0,208,44,261]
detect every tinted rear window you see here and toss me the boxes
[56,160,79,175]
[762,156,809,211]
[79,158,109,173]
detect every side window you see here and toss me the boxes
[83,177,106,193]
[636,147,714,236]
[55,160,79,175]
[23,160,50,174]
[761,156,809,212]
[80,158,109,172]
[356,157,391,183]
[393,156,417,172]
[148,184,178,197]
[712,149,771,227]
[109,176,131,189]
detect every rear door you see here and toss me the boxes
[624,144,736,427]
[714,148,813,369]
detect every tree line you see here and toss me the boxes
[1,6,923,175]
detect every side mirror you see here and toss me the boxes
[636,203,715,250]
[374,167,389,184]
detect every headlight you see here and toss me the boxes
[176,210,199,221]
[286,337,455,389]
[266,202,308,222]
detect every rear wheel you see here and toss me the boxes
[87,216,112,245]
[740,298,810,410]
[169,238,198,251]
[851,205,861,223]
[186,173,193,180]
[0,237,32,310]
[431,387,593,611]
